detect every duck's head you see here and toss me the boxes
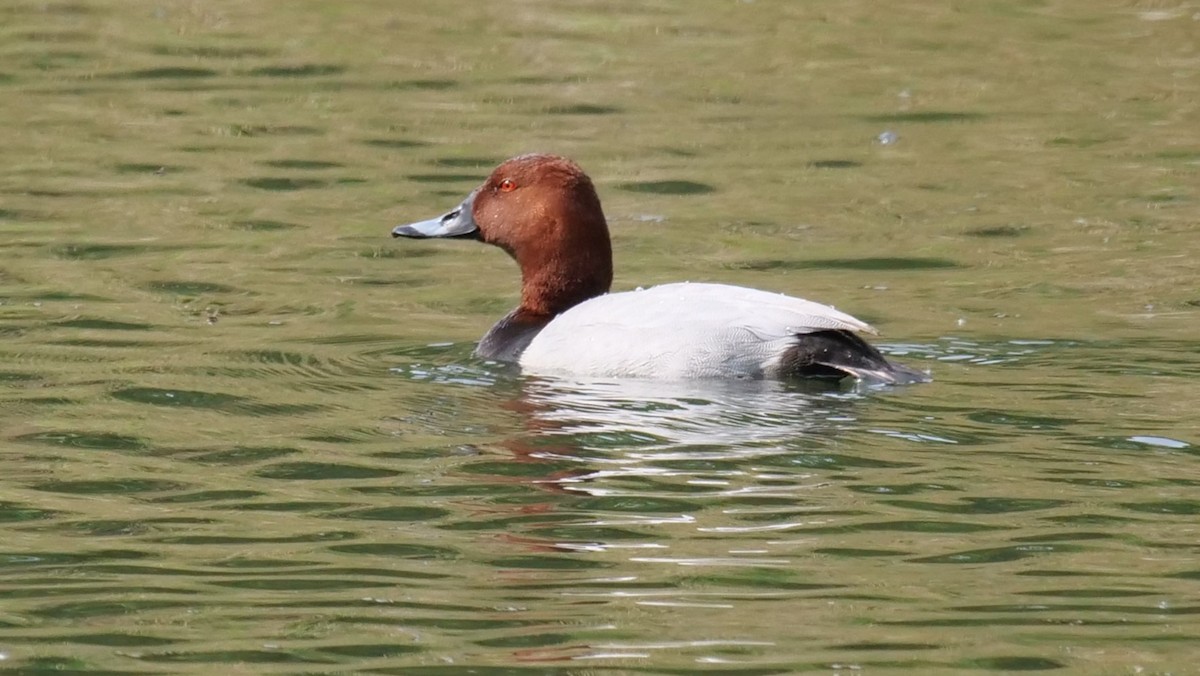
[393,154,614,316]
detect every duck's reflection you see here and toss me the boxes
[484,374,890,513]
[393,356,890,487]
[513,375,868,456]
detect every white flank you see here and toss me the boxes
[519,282,876,378]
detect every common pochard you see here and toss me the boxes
[392,154,928,384]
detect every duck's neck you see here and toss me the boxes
[514,202,613,318]
[476,258,609,362]
[518,248,612,317]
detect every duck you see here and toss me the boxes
[391,154,928,384]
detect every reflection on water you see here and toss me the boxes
[520,375,861,451]
[381,339,1199,670]
[2,340,1198,673]
[514,377,874,516]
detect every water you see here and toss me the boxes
[1,0,1198,673]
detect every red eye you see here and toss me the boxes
[499,178,517,192]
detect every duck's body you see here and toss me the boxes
[392,154,928,384]
[517,282,922,381]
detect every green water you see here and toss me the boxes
[1,0,1198,673]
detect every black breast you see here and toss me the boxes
[475,309,552,362]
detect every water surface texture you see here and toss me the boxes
[1,1,1198,673]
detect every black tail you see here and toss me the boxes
[780,330,929,385]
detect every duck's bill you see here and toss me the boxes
[392,191,480,239]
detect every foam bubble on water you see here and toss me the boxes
[1128,435,1190,449]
